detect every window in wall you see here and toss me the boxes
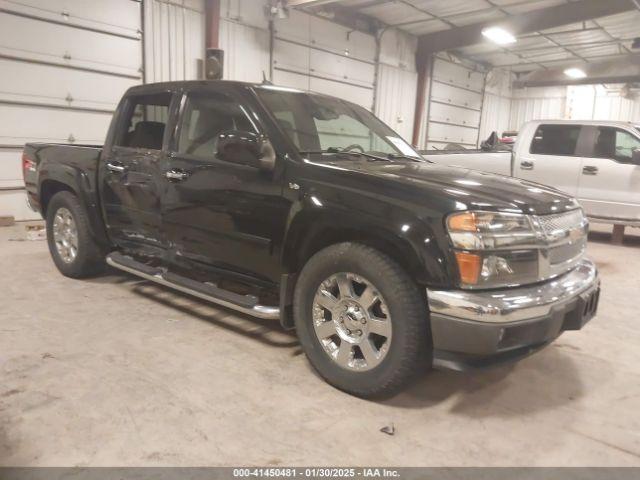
[530,124,581,156]
[117,92,172,150]
[178,92,256,157]
[593,127,640,162]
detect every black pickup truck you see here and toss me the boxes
[22,80,600,397]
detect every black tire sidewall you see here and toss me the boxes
[294,243,430,397]
[46,191,102,278]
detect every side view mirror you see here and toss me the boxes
[216,130,276,171]
[632,148,640,165]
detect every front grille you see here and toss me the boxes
[549,238,586,265]
[535,209,587,278]
[537,209,586,240]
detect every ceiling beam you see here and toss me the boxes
[285,0,341,7]
[417,0,636,56]
[513,54,640,87]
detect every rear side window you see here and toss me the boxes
[530,124,581,156]
[593,127,640,162]
[116,92,172,150]
[177,92,256,157]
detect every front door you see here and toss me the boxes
[515,123,584,197]
[577,126,640,222]
[160,87,289,283]
[100,91,173,254]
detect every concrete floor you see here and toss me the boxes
[1,222,639,467]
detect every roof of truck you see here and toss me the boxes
[126,80,309,94]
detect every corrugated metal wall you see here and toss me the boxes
[218,0,270,83]
[509,86,567,131]
[567,85,640,122]
[143,0,205,83]
[509,84,640,131]
[375,29,418,142]
[478,69,513,142]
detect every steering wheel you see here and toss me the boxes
[342,144,365,153]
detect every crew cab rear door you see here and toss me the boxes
[160,84,289,284]
[577,125,640,222]
[99,89,175,254]
[514,123,585,197]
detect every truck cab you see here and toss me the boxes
[515,120,640,226]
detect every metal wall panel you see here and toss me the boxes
[0,59,137,111]
[0,11,141,77]
[568,85,640,122]
[0,149,23,189]
[143,0,204,83]
[0,0,141,37]
[0,0,142,220]
[0,104,111,145]
[219,19,270,83]
[272,7,375,109]
[509,86,567,130]
[375,63,417,142]
[375,29,417,142]
[425,57,485,149]
[479,69,513,141]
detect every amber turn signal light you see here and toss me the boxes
[447,212,477,232]
[454,251,481,285]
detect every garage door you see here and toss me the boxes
[0,0,142,220]
[272,9,376,110]
[426,57,485,150]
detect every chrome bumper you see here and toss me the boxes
[427,258,599,324]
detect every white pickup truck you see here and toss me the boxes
[423,120,640,233]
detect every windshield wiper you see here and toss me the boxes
[299,148,392,162]
[387,153,426,163]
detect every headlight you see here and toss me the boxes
[446,211,542,288]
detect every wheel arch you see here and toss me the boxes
[281,208,445,285]
[38,168,111,249]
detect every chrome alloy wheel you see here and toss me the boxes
[312,272,392,371]
[52,207,78,263]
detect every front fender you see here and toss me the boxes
[281,184,456,288]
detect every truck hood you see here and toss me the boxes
[306,157,578,216]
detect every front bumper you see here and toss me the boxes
[427,258,600,371]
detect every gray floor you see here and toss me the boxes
[1,222,639,467]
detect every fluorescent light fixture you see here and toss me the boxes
[481,26,516,45]
[564,67,587,79]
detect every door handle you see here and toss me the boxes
[582,165,598,175]
[165,169,189,181]
[520,160,534,170]
[106,161,126,173]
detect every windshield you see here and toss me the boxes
[256,86,422,159]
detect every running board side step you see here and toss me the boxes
[106,252,280,320]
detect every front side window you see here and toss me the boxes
[117,92,172,150]
[178,92,256,157]
[256,87,420,159]
[593,127,640,162]
[530,124,581,156]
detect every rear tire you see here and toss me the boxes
[293,242,431,398]
[46,191,105,278]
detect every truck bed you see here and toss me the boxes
[23,142,103,215]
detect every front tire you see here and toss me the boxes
[293,242,431,398]
[46,191,105,278]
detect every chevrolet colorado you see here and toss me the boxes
[22,81,600,397]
